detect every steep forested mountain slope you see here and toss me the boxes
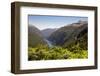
[28,25,47,47]
[48,21,88,50]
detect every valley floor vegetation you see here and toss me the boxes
[28,44,88,60]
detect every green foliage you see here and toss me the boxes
[64,33,87,53]
[28,45,88,60]
[28,21,88,61]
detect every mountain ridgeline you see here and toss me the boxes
[28,21,88,51]
[48,21,88,50]
[28,25,47,47]
[28,21,88,60]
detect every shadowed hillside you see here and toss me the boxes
[48,21,88,51]
[28,25,47,47]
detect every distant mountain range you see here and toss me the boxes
[41,28,57,38]
[28,20,88,50]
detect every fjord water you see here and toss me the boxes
[44,39,53,47]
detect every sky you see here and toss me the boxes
[28,15,88,30]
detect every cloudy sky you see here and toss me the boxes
[28,15,88,30]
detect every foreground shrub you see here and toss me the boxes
[28,45,88,60]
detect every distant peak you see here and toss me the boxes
[41,28,57,31]
[78,20,88,23]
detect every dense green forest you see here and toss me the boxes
[28,45,87,60]
[28,21,88,60]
